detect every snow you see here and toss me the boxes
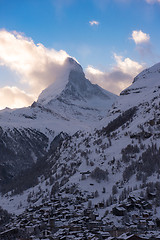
[1,61,160,229]
[117,62,160,112]
[38,70,70,105]
[0,58,117,138]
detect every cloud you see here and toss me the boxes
[85,54,144,95]
[0,29,72,99]
[0,86,34,110]
[89,20,99,26]
[0,29,145,109]
[131,30,153,58]
[113,53,143,75]
[131,30,156,59]
[131,30,150,45]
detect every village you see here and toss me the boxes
[1,188,160,240]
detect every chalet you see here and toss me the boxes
[69,225,82,232]
[118,233,145,240]
[86,220,100,230]
[84,209,93,216]
[132,213,140,222]
[80,170,91,175]
[128,196,137,205]
[135,203,142,209]
[107,237,117,240]
[89,212,98,221]
[125,203,134,211]
[112,206,126,216]
[55,228,68,235]
[155,234,160,240]
[42,229,51,238]
[76,196,85,201]
[65,234,81,239]
[86,232,98,240]
[156,218,160,228]
[138,219,147,229]
[129,224,138,232]
[0,227,24,239]
[142,202,152,210]
[98,230,110,239]
[147,220,155,230]
[49,217,55,228]
[56,203,63,210]
[95,204,99,209]
[65,213,73,220]
[147,192,156,200]
[74,204,83,210]
[25,225,35,234]
[142,211,151,218]
[99,202,105,208]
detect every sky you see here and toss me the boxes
[0,0,160,109]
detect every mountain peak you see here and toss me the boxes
[65,57,83,73]
[37,57,84,105]
[36,58,117,123]
[38,57,83,104]
[38,58,117,107]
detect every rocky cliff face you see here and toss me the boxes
[0,127,49,188]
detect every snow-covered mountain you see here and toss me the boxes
[0,57,117,190]
[1,62,160,235]
[1,62,160,239]
[0,57,117,134]
[37,57,117,124]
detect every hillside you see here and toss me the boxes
[1,62,160,239]
[0,57,116,190]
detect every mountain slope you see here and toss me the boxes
[0,57,116,190]
[0,57,117,134]
[2,62,160,232]
[117,62,160,111]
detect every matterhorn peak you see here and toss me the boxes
[38,57,85,105]
[65,57,83,73]
[35,58,117,123]
[38,57,117,107]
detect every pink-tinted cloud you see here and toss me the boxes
[89,20,99,26]
[0,29,71,98]
[131,30,150,45]
[86,54,144,95]
[0,86,34,110]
